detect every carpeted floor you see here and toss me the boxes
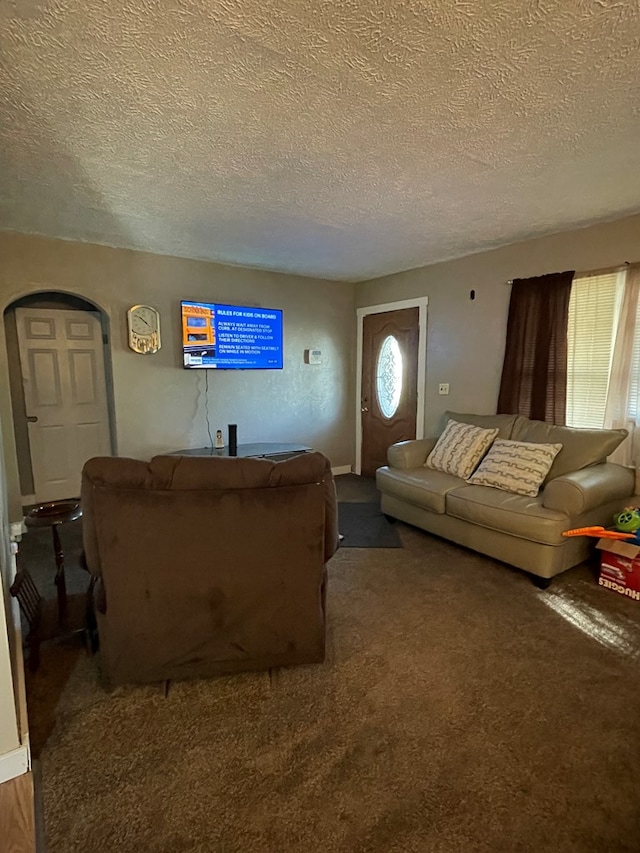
[25,516,640,853]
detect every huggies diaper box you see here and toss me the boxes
[596,539,640,602]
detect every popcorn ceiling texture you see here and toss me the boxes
[1,0,640,281]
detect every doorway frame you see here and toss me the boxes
[355,297,428,475]
[3,291,116,508]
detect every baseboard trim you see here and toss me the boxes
[0,745,29,786]
[331,465,353,476]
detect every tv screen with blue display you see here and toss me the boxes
[181,300,284,369]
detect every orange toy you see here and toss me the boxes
[562,526,636,540]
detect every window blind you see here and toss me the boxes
[627,296,640,419]
[566,272,622,428]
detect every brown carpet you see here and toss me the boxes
[29,525,640,853]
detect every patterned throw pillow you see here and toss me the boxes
[425,419,499,479]
[468,439,563,497]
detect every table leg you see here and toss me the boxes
[52,524,68,622]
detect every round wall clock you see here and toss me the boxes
[127,304,161,354]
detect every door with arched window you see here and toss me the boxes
[360,307,420,477]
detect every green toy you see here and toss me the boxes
[613,507,640,533]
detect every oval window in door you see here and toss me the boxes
[376,335,403,418]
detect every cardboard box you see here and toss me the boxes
[596,539,640,602]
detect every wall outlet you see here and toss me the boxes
[438,383,450,395]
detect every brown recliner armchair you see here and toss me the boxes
[81,451,338,686]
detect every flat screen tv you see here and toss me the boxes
[181,300,283,369]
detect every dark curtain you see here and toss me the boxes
[497,271,574,424]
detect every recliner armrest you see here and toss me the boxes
[542,463,635,516]
[387,438,438,470]
[322,463,339,561]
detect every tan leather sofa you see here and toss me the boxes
[81,451,338,685]
[376,412,635,586]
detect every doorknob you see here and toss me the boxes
[361,406,369,412]
[27,416,38,423]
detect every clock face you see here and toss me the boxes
[127,305,161,354]
[130,306,158,334]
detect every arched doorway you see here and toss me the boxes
[4,292,114,506]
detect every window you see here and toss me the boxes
[566,270,625,428]
[627,299,640,420]
[376,335,403,418]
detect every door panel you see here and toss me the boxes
[75,422,105,462]
[31,351,62,407]
[65,316,94,339]
[16,307,111,503]
[360,307,420,477]
[69,350,99,404]
[26,317,55,339]
[35,426,68,481]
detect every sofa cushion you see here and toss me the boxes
[468,439,563,497]
[510,417,628,481]
[445,411,518,439]
[426,419,498,479]
[376,466,466,514]
[446,485,570,545]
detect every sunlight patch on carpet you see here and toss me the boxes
[540,590,640,660]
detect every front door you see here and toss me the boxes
[16,307,112,503]
[360,307,420,477]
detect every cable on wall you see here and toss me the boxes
[204,370,213,447]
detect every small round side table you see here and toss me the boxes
[25,499,83,624]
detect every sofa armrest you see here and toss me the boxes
[387,438,438,470]
[542,463,635,516]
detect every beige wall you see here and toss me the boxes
[356,214,640,437]
[3,213,640,519]
[0,232,356,520]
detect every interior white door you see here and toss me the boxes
[16,307,111,503]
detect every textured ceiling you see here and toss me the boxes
[1,0,640,281]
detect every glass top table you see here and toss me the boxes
[168,442,312,459]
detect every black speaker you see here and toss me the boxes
[228,423,238,456]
